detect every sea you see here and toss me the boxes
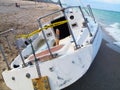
[92,9,120,47]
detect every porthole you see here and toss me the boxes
[70,15,74,20]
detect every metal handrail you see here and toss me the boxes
[29,39,41,77]
[37,6,82,50]
[38,6,80,20]
[90,25,99,43]
[38,20,53,58]
[0,44,11,70]
[12,29,27,67]
[87,5,96,23]
[38,8,65,20]
[79,6,92,36]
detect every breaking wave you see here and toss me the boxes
[110,23,120,29]
[105,22,120,47]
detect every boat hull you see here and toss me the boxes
[2,26,102,90]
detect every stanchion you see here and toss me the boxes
[0,44,11,70]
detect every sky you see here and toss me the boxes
[52,0,120,12]
[81,0,120,12]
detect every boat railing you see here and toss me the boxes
[35,5,94,78]
[37,6,93,57]
[0,5,95,71]
[87,5,96,23]
[0,29,14,54]
[0,29,15,70]
[0,44,11,70]
[90,25,99,43]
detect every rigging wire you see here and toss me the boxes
[79,0,90,16]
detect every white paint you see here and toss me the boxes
[2,7,102,90]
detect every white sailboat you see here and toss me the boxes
[2,0,102,90]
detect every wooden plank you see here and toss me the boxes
[28,45,64,62]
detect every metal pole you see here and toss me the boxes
[87,5,96,23]
[63,12,79,49]
[0,44,11,70]
[16,41,26,67]
[4,35,12,53]
[37,19,53,57]
[58,0,62,8]
[79,6,92,36]
[12,29,26,67]
[79,1,90,16]
[58,1,79,49]
[29,39,41,77]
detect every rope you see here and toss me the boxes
[16,20,68,39]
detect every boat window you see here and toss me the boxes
[70,15,74,20]
[51,16,70,40]
[46,32,52,37]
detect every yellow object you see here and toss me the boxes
[16,20,68,39]
[32,76,51,90]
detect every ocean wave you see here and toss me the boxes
[110,23,120,29]
[105,22,120,41]
[114,42,120,47]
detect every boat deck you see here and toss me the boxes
[28,45,64,62]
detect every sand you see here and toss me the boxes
[0,0,120,90]
[0,0,59,90]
